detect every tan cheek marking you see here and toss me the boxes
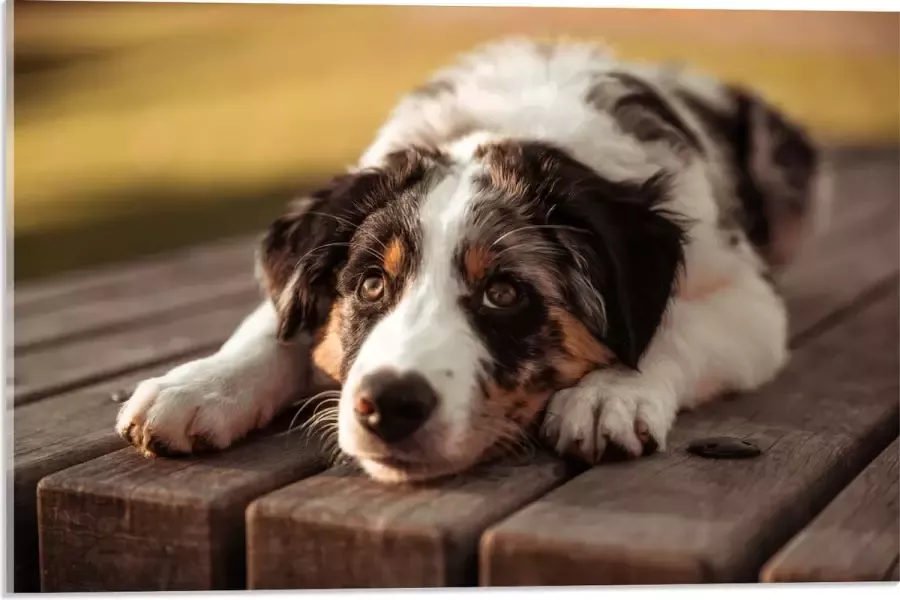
[383,237,405,278]
[550,308,615,385]
[464,245,492,284]
[484,382,552,427]
[311,299,345,387]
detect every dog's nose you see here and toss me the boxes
[354,369,438,443]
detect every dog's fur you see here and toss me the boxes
[116,39,830,483]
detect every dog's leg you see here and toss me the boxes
[541,270,788,462]
[116,301,310,456]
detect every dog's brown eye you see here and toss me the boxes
[359,273,385,302]
[483,280,519,310]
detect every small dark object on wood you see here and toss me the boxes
[686,437,761,459]
[109,389,132,403]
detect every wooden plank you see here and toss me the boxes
[480,290,900,585]
[780,153,900,337]
[37,426,325,592]
[246,456,573,589]
[12,290,259,405]
[13,235,255,315]
[12,356,208,593]
[14,273,256,352]
[761,438,899,582]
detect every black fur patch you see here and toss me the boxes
[469,141,688,375]
[587,72,704,154]
[677,85,818,262]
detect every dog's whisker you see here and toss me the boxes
[290,390,341,409]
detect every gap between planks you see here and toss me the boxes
[760,438,899,583]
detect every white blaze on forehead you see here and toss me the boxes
[341,162,490,448]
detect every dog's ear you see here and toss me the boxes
[257,148,441,341]
[256,171,385,342]
[555,175,686,370]
[519,144,687,369]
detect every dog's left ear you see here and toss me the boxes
[256,171,384,342]
[525,145,686,369]
[257,148,441,341]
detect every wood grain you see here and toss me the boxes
[761,438,899,582]
[246,455,573,589]
[15,273,256,352]
[13,291,259,405]
[14,235,255,315]
[12,356,208,593]
[38,427,324,592]
[481,290,899,586]
[780,152,900,339]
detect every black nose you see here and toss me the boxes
[354,369,438,443]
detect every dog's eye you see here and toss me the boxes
[358,272,385,302]
[483,279,520,310]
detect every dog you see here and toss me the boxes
[116,38,830,483]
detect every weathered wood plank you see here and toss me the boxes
[246,456,573,589]
[12,356,208,593]
[13,291,259,405]
[37,427,324,592]
[780,150,900,338]
[15,273,256,352]
[761,438,899,582]
[14,235,256,315]
[480,290,899,586]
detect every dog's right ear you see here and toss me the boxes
[257,148,440,342]
[256,171,385,342]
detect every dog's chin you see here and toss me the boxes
[355,454,480,484]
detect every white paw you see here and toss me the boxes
[115,357,275,457]
[540,370,677,464]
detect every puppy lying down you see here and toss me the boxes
[116,38,829,483]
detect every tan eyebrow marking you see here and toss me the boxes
[383,237,405,278]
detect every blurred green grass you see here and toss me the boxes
[12,2,900,281]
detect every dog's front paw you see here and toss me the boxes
[540,370,677,464]
[115,358,270,458]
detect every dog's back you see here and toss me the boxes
[360,37,830,273]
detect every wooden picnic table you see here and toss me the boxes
[12,148,900,592]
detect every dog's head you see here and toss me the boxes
[257,139,685,482]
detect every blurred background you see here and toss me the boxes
[12,1,900,282]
